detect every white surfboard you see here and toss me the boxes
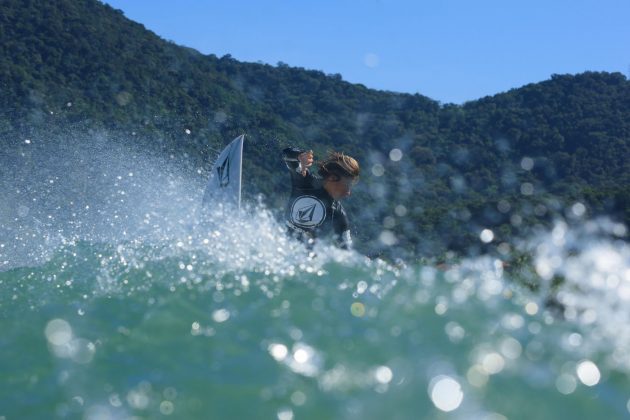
[202,134,244,209]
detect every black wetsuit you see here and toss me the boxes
[282,147,352,249]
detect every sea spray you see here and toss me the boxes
[2,208,629,418]
[1,134,629,419]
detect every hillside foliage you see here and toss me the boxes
[1,0,628,257]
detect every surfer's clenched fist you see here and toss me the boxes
[298,150,314,176]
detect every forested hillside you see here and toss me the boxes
[2,0,628,257]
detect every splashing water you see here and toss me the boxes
[520,219,630,371]
[1,135,629,419]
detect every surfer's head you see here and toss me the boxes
[319,152,360,199]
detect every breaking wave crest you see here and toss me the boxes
[1,135,629,419]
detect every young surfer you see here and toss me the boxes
[282,147,360,249]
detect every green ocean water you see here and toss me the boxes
[2,138,629,419]
[2,221,629,420]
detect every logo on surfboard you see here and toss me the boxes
[290,196,326,228]
[217,158,230,187]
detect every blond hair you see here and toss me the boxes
[317,151,360,180]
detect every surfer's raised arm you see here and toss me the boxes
[282,148,313,177]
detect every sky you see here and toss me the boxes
[103,0,630,104]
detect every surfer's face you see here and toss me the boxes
[325,176,357,200]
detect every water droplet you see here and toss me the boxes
[379,230,397,246]
[277,407,294,420]
[212,309,230,323]
[394,205,407,217]
[467,365,488,387]
[371,164,385,177]
[350,302,366,317]
[389,148,403,162]
[497,200,511,213]
[374,366,393,384]
[576,360,600,386]
[109,393,122,407]
[500,337,522,360]
[571,202,586,217]
[357,281,368,294]
[480,229,494,243]
[520,157,534,170]
[160,400,175,415]
[435,302,448,315]
[520,183,534,196]
[482,352,505,374]
[429,375,464,412]
[45,319,73,346]
[556,374,577,394]
[525,302,539,316]
[567,333,582,347]
[445,322,465,343]
[294,348,309,364]
[127,390,150,409]
[70,339,96,364]
[290,391,307,406]
[268,343,288,361]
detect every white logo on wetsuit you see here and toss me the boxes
[290,196,326,228]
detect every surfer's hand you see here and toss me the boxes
[298,150,313,176]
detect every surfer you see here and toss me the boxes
[282,147,360,249]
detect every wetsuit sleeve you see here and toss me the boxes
[333,203,352,249]
[282,147,316,190]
